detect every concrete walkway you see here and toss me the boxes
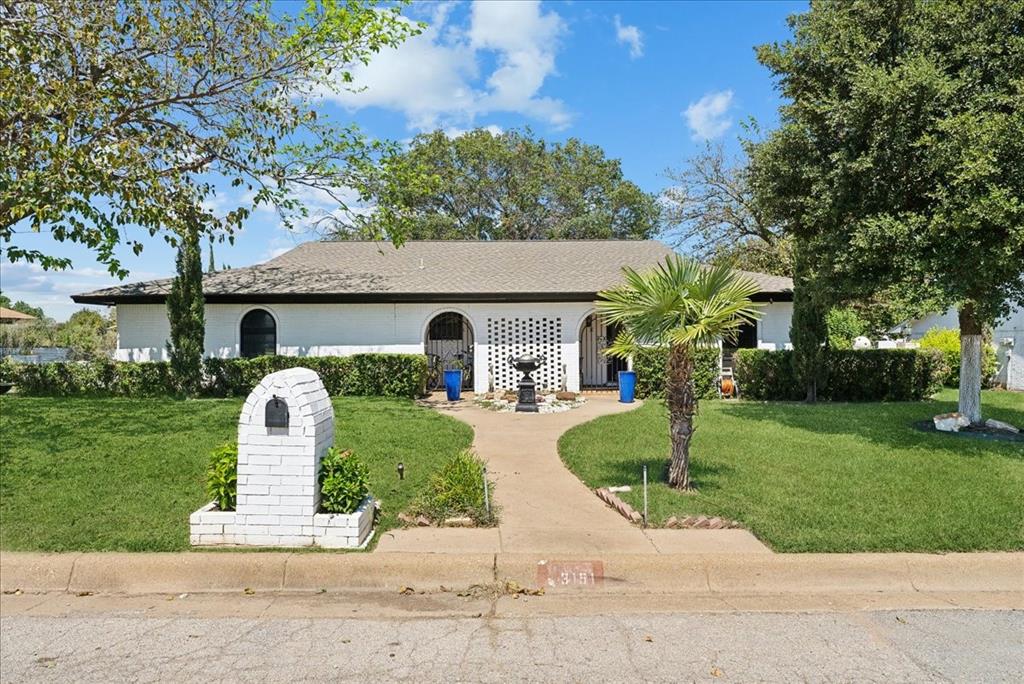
[375,394,770,554]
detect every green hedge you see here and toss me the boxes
[631,346,721,400]
[734,349,948,401]
[0,353,428,399]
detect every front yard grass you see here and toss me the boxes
[559,389,1024,553]
[0,396,472,552]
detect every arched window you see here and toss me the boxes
[240,309,277,358]
[428,312,467,341]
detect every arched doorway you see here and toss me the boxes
[424,312,474,390]
[579,313,627,388]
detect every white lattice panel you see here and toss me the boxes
[487,317,563,390]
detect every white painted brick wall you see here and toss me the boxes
[117,302,604,392]
[758,302,794,349]
[121,300,803,392]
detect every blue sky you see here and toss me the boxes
[2,0,805,320]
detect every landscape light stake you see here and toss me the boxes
[642,464,649,528]
[482,466,491,519]
[397,462,405,481]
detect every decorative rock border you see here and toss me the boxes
[595,487,744,529]
[595,487,643,524]
[475,392,586,414]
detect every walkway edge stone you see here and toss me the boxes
[3,552,1021,597]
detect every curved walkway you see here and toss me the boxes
[375,394,769,554]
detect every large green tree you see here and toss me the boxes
[1,0,416,276]
[751,0,1024,422]
[597,257,761,490]
[55,309,116,360]
[334,128,662,241]
[165,226,204,395]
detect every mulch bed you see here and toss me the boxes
[912,420,1024,443]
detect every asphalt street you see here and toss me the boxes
[2,607,1021,682]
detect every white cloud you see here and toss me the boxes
[684,90,734,140]
[442,124,504,138]
[0,261,166,321]
[613,15,643,59]
[322,1,570,130]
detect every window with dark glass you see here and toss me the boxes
[735,321,758,349]
[240,309,276,358]
[428,312,465,341]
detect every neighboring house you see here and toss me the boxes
[0,307,35,325]
[908,305,1024,391]
[72,240,795,393]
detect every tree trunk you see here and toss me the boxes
[958,304,983,425]
[805,377,817,403]
[665,344,696,490]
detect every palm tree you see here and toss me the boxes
[596,256,762,490]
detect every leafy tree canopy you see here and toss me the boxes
[750,0,1024,326]
[332,128,662,241]
[1,0,418,276]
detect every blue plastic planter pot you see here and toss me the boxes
[618,370,637,403]
[444,369,463,401]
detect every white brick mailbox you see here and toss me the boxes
[190,367,374,548]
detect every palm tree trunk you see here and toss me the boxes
[665,343,696,490]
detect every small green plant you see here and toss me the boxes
[319,448,370,514]
[412,449,496,525]
[919,327,997,387]
[206,442,237,511]
[825,306,867,350]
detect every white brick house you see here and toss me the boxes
[73,240,795,393]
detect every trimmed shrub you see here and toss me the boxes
[826,307,867,350]
[734,348,948,401]
[412,449,496,526]
[203,356,355,397]
[349,353,429,398]
[319,448,370,514]
[733,349,803,401]
[206,443,238,511]
[918,327,997,388]
[5,353,428,398]
[632,346,720,400]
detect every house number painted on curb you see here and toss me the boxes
[537,560,604,589]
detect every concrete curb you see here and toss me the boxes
[2,551,1021,596]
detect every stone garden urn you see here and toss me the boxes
[508,354,546,412]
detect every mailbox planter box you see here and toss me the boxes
[313,496,376,549]
[189,497,376,549]
[189,367,376,550]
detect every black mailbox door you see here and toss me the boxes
[265,396,289,428]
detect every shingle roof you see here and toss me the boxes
[0,306,36,321]
[72,240,793,304]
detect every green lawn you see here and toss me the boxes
[0,396,472,551]
[559,389,1024,553]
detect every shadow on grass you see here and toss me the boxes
[586,454,734,494]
